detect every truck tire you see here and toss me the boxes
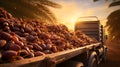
[102,46,107,62]
[87,52,98,67]
[57,61,84,67]
[67,61,84,67]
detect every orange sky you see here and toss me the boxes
[51,0,119,32]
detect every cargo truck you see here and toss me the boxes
[0,16,107,67]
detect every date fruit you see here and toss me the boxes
[0,40,6,48]
[2,50,17,60]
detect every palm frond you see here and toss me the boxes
[0,0,61,23]
[35,3,56,23]
[106,9,120,40]
[93,0,99,2]
[109,1,120,7]
[93,0,109,2]
[33,0,61,8]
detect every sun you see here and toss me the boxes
[70,17,78,24]
[66,17,78,31]
[59,16,79,31]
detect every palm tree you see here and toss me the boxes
[106,9,120,40]
[106,1,120,40]
[93,0,120,40]
[0,0,61,23]
[109,0,120,7]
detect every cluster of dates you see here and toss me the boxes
[0,8,97,63]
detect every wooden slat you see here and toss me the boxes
[45,43,100,64]
[0,55,45,67]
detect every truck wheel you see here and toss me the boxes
[87,52,98,67]
[90,57,98,67]
[67,61,84,67]
[56,61,84,67]
[102,46,107,62]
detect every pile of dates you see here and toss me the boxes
[0,8,97,63]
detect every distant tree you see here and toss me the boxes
[0,0,61,23]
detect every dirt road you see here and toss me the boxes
[98,40,120,67]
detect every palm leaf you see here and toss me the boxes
[34,0,61,8]
[35,3,57,23]
[93,0,109,2]
[109,1,120,7]
[93,0,99,2]
[0,0,61,23]
[106,9,120,40]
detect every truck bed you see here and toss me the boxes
[0,43,101,67]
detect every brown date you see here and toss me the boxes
[40,44,46,50]
[0,32,12,40]
[31,32,37,36]
[43,50,52,54]
[46,44,52,50]
[9,44,21,51]
[24,47,31,53]
[33,43,43,51]
[34,51,45,57]
[3,26,10,32]
[0,18,8,23]
[0,52,2,59]
[19,50,29,57]
[26,45,33,49]
[16,56,24,60]
[26,52,34,58]
[26,35,36,42]
[51,46,58,53]
[15,41,24,48]
[0,40,6,48]
[12,35,19,43]
[2,50,18,60]
[4,41,15,50]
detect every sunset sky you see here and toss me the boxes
[52,0,119,30]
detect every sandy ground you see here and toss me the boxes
[98,40,120,67]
